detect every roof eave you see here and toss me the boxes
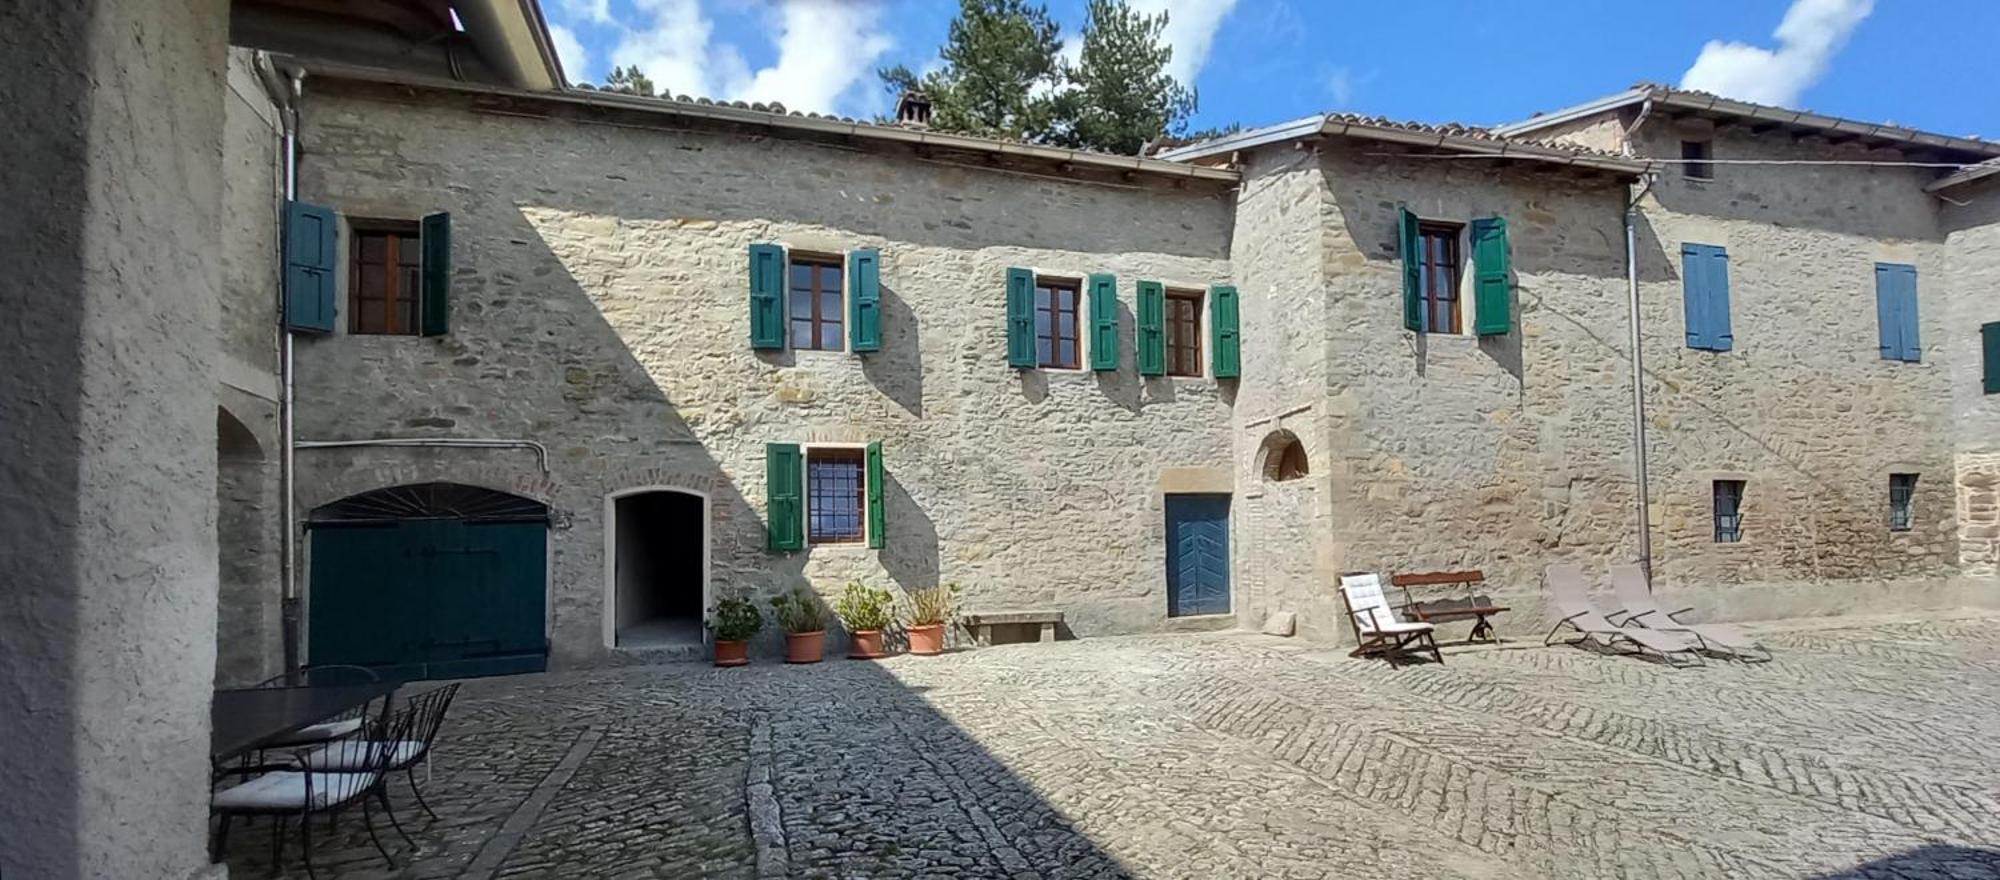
[1927,162,2000,194]
[1489,87,1650,139]
[1161,113,1646,176]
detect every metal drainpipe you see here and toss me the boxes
[1623,99,1657,589]
[277,64,306,676]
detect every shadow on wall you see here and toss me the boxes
[1810,845,2000,879]
[862,279,923,417]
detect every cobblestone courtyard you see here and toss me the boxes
[224,615,2000,879]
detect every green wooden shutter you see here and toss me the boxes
[1471,217,1512,336]
[1136,280,1166,376]
[1210,284,1240,378]
[1006,267,1036,368]
[849,248,881,353]
[1984,323,2000,395]
[749,244,786,350]
[765,443,803,551]
[283,200,339,333]
[1399,207,1422,332]
[865,440,885,549]
[1088,273,1119,371]
[420,212,451,336]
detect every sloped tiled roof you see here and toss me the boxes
[1154,111,1648,175]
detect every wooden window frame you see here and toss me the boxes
[1889,473,1918,532]
[1682,139,1714,180]
[348,219,423,336]
[1712,479,1745,543]
[805,445,868,545]
[1418,222,1463,335]
[1165,287,1204,377]
[787,251,845,352]
[1035,275,1082,370]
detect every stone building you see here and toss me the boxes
[221,67,2000,677]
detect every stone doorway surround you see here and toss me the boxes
[602,485,712,653]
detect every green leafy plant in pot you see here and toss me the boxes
[833,580,897,659]
[901,582,960,656]
[770,586,828,664]
[707,596,763,667]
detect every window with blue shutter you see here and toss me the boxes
[1874,263,1919,363]
[1681,243,1733,351]
[284,201,339,333]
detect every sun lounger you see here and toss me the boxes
[1609,565,1771,662]
[1339,572,1443,666]
[1542,564,1703,667]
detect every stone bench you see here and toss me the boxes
[962,610,1064,646]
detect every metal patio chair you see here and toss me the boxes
[295,682,461,830]
[212,704,416,877]
[251,664,384,748]
[1542,564,1703,667]
[1608,564,1772,662]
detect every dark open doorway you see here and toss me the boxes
[613,490,706,648]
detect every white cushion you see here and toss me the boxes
[266,717,363,746]
[1340,573,1412,634]
[296,740,424,771]
[1371,620,1434,635]
[213,770,378,811]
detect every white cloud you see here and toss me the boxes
[1128,0,1241,86]
[549,24,590,83]
[1679,0,1873,107]
[606,0,890,114]
[1324,66,1352,107]
[558,0,613,26]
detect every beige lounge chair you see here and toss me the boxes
[1542,564,1703,667]
[1609,565,1771,662]
[1339,572,1443,665]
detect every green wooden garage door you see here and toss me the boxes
[308,485,548,681]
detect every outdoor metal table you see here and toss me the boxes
[210,681,400,760]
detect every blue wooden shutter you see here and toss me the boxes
[1875,263,1919,362]
[865,441,885,549]
[420,212,451,336]
[1470,217,1512,336]
[766,443,803,551]
[1210,284,1240,378]
[283,201,338,333]
[1984,323,2000,394]
[1399,208,1422,331]
[1136,280,1166,376]
[1088,273,1119,371]
[848,248,881,353]
[1006,268,1036,368]
[749,244,786,350]
[1682,244,1732,351]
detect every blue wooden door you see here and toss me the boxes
[1166,494,1231,617]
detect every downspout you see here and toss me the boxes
[256,53,307,677]
[1623,98,1657,587]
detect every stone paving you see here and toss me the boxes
[220,614,2000,879]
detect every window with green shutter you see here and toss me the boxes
[420,212,451,336]
[765,443,803,551]
[1088,273,1119,371]
[1984,323,2000,395]
[848,248,881,353]
[749,244,786,350]
[1210,284,1240,378]
[1005,267,1036,368]
[284,200,339,334]
[1470,217,1511,336]
[1399,207,1422,332]
[865,441,885,549]
[1136,280,1166,376]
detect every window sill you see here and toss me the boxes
[807,541,872,554]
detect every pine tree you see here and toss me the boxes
[878,0,1064,141]
[603,65,658,98]
[1052,0,1196,155]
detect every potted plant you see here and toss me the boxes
[769,586,828,664]
[833,580,897,659]
[707,596,763,667]
[902,582,960,656]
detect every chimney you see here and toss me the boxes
[895,90,932,129]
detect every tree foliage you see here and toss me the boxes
[603,65,658,98]
[1049,0,1196,155]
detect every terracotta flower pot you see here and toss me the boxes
[907,623,946,656]
[784,630,826,664]
[713,639,749,668]
[848,629,887,659]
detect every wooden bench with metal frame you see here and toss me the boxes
[1390,569,1510,643]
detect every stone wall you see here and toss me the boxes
[1627,121,1961,611]
[0,0,228,876]
[291,81,1237,666]
[1941,175,2000,576]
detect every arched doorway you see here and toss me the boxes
[307,482,549,680]
[606,488,708,649]
[215,407,272,684]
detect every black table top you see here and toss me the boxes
[211,682,400,760]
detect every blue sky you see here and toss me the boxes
[544,0,1998,140]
